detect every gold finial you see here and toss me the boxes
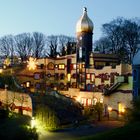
[83,7,87,12]
[76,7,93,33]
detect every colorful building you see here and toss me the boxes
[15,7,133,119]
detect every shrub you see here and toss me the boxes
[92,102,104,121]
[126,97,140,123]
[35,104,60,131]
[0,109,9,119]
[14,126,38,140]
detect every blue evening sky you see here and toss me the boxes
[0,0,139,41]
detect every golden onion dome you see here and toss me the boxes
[76,7,93,33]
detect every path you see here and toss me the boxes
[39,120,124,140]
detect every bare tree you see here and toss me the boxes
[94,37,112,54]
[59,35,76,56]
[66,41,76,55]
[32,32,46,58]
[46,35,59,58]
[0,35,15,62]
[123,19,140,62]
[14,33,33,62]
[95,17,140,63]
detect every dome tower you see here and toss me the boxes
[76,7,93,68]
[76,7,93,90]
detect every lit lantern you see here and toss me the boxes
[31,117,36,128]
[108,106,112,112]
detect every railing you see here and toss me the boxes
[103,82,122,96]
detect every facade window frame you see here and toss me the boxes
[58,64,65,70]
[47,62,55,70]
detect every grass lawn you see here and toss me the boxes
[75,122,140,140]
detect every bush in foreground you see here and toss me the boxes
[0,111,38,140]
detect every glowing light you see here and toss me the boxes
[73,64,76,69]
[67,73,71,82]
[26,82,30,88]
[0,68,3,74]
[31,117,36,128]
[3,65,6,69]
[121,108,125,113]
[100,97,103,103]
[108,106,112,111]
[118,102,125,113]
[27,57,37,70]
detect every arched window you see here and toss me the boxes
[47,62,54,70]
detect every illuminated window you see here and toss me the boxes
[86,74,90,79]
[47,62,54,70]
[118,102,125,113]
[73,64,76,69]
[67,73,71,82]
[58,64,65,70]
[88,99,92,106]
[26,81,30,88]
[91,74,95,82]
[81,98,86,106]
[100,97,103,103]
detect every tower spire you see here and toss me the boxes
[83,7,87,12]
[76,7,93,33]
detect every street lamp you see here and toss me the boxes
[31,117,36,128]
